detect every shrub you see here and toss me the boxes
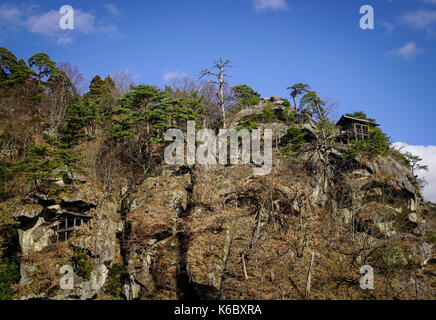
[345,111,376,123]
[406,258,419,270]
[261,102,275,121]
[0,259,20,300]
[390,148,410,167]
[287,125,307,146]
[72,246,93,280]
[0,162,13,201]
[279,145,298,162]
[105,264,125,299]
[426,231,436,245]
[237,114,258,131]
[347,127,390,157]
[279,125,307,161]
[232,85,261,107]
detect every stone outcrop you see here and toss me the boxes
[13,176,119,300]
[10,97,435,300]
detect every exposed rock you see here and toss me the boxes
[18,217,56,254]
[122,170,191,299]
[409,212,419,223]
[228,96,288,129]
[377,221,396,237]
[14,204,43,220]
[47,204,61,214]
[19,263,37,285]
[269,96,283,102]
[10,110,435,300]
[418,242,431,266]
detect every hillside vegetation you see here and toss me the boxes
[0,48,434,300]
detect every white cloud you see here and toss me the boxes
[421,0,436,4]
[56,37,73,45]
[401,9,436,36]
[0,3,26,39]
[393,142,436,203]
[102,3,119,16]
[385,42,424,60]
[26,9,112,36]
[382,22,396,34]
[75,10,100,34]
[0,3,21,21]
[0,4,118,45]
[253,0,288,11]
[163,70,188,82]
[26,10,59,36]
[402,10,436,28]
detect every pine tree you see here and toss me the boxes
[110,85,204,143]
[28,53,56,86]
[287,83,310,112]
[7,59,32,86]
[233,84,260,107]
[15,135,84,190]
[0,47,18,84]
[62,99,98,145]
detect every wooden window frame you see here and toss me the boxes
[354,123,369,140]
[56,216,90,243]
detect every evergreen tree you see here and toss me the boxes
[62,99,98,145]
[89,75,104,96]
[233,84,260,107]
[287,83,310,111]
[15,134,84,190]
[0,258,20,300]
[262,102,275,121]
[345,111,376,123]
[84,75,117,118]
[347,127,390,157]
[28,53,57,86]
[110,85,204,143]
[7,59,32,86]
[0,47,18,84]
[15,143,63,187]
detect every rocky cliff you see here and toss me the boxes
[2,97,435,300]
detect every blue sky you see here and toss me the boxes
[1,0,436,199]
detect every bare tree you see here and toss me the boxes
[168,76,196,98]
[323,97,341,123]
[200,58,232,128]
[112,71,135,96]
[198,81,235,128]
[56,62,86,94]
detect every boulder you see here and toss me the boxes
[14,204,43,220]
[408,212,419,223]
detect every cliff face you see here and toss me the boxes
[6,100,436,300]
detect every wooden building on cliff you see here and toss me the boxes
[336,115,379,143]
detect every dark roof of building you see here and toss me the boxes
[336,115,380,127]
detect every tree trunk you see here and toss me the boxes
[305,251,315,299]
[219,73,226,129]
